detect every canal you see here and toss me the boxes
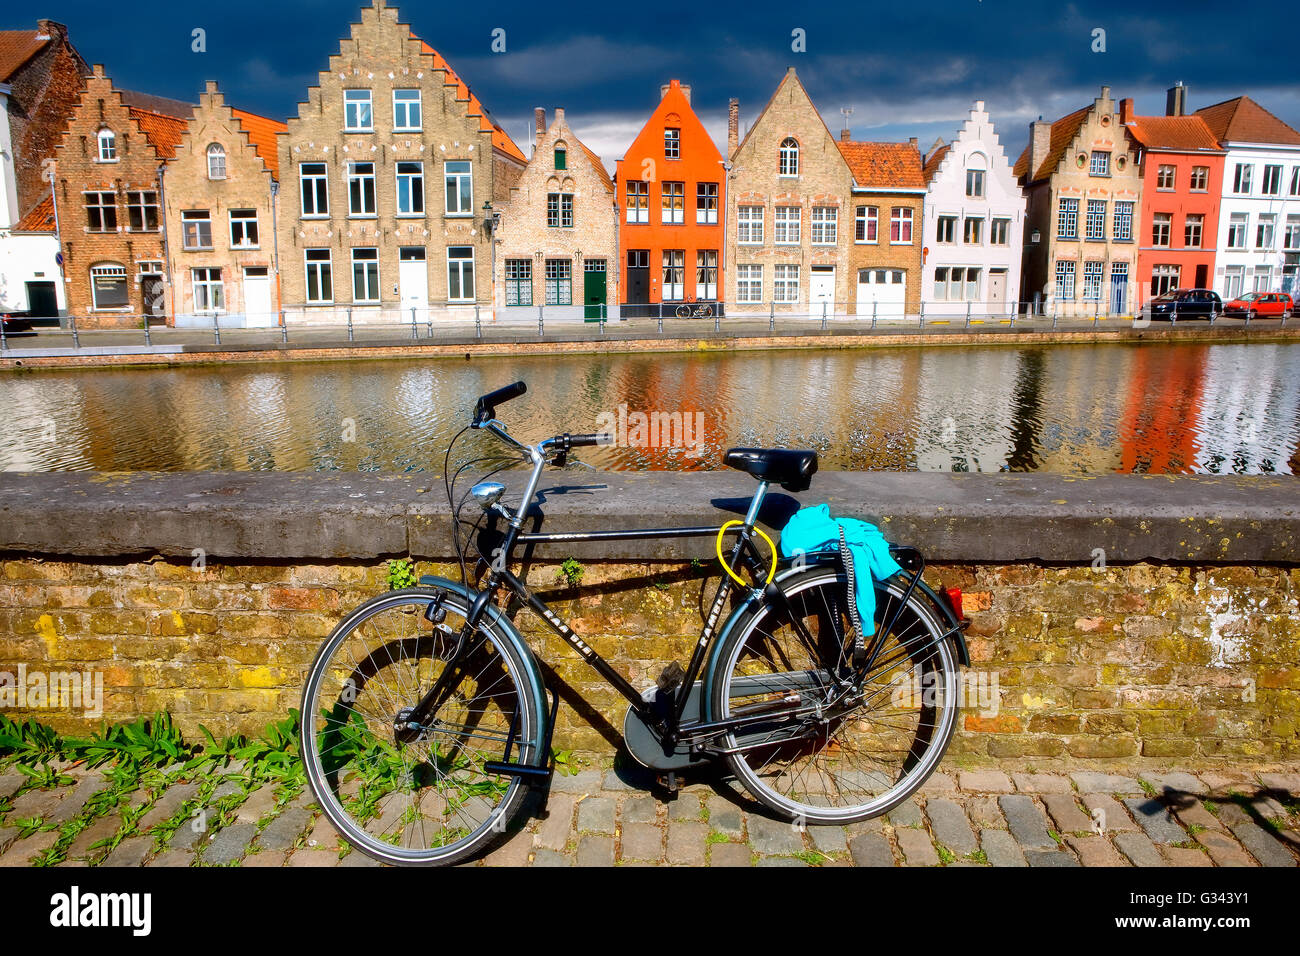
[1,341,1298,475]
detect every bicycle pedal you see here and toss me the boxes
[656,661,685,693]
[656,771,680,796]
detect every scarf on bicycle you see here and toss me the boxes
[778,504,902,636]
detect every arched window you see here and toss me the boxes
[89,262,128,309]
[207,144,227,180]
[965,151,988,198]
[97,129,117,162]
[554,144,567,171]
[779,137,799,176]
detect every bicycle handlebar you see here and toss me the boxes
[473,381,527,425]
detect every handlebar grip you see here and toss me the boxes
[567,432,613,448]
[474,381,527,424]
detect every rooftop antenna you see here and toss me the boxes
[840,105,854,138]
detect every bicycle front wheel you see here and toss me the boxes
[708,567,959,824]
[300,587,540,866]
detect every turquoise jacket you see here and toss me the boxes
[778,504,902,635]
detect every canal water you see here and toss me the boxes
[1,342,1298,475]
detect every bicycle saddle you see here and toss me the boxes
[723,447,818,492]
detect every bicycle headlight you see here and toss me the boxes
[470,481,506,511]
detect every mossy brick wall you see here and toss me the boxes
[1,555,1297,767]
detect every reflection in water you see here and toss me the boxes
[1,343,1298,475]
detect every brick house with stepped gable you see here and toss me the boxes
[276,0,526,324]
[494,107,618,321]
[51,65,191,328]
[163,82,286,327]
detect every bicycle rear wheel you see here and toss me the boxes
[708,567,959,824]
[300,587,540,866]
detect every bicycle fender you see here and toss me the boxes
[418,575,549,761]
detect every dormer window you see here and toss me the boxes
[207,144,227,180]
[554,146,567,170]
[779,137,799,176]
[97,129,117,162]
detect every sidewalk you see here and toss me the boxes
[2,762,1296,867]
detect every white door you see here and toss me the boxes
[810,266,835,317]
[856,268,907,319]
[988,269,1007,313]
[399,248,428,315]
[242,268,274,327]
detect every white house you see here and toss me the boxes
[921,100,1025,317]
[0,194,66,316]
[1196,96,1300,299]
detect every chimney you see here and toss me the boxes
[1119,97,1134,126]
[534,107,545,137]
[1166,82,1187,117]
[1028,117,1052,178]
[840,128,850,142]
[908,136,918,150]
[680,85,691,105]
[660,84,670,101]
[554,107,565,126]
[728,98,739,158]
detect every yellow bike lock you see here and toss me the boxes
[716,520,777,587]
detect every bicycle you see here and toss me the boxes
[675,302,714,319]
[300,381,970,865]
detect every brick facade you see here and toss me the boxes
[494,108,618,319]
[275,1,525,322]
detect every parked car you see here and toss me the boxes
[1143,288,1222,320]
[0,311,36,337]
[1221,292,1293,318]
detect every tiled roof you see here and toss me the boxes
[13,193,55,232]
[1196,96,1300,146]
[922,141,950,184]
[837,140,926,190]
[1012,104,1090,183]
[231,108,288,179]
[128,106,189,159]
[1126,114,1222,152]
[576,139,613,193]
[0,30,49,82]
[118,88,195,120]
[416,38,526,163]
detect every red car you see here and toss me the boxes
[1221,292,1293,318]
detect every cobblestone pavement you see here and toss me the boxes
[1,763,1297,867]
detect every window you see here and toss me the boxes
[774,206,801,244]
[344,90,373,131]
[543,258,570,305]
[85,192,116,232]
[1257,213,1276,249]
[1262,165,1283,195]
[444,161,473,216]
[89,263,128,309]
[664,128,680,159]
[1083,200,1106,240]
[504,259,532,306]
[350,248,379,302]
[553,147,566,170]
[1184,213,1203,249]
[393,89,421,130]
[811,206,837,244]
[1228,213,1248,249]
[1156,164,1175,190]
[1151,212,1171,247]
[182,210,212,250]
[547,192,574,228]
[230,209,258,248]
[1223,265,1244,299]
[1292,167,1300,196]
[1150,264,1180,298]
[991,218,1010,245]
[304,249,333,303]
[934,266,982,301]
[1055,260,1076,300]
[965,169,985,197]
[1285,215,1300,251]
[937,216,957,243]
[1113,201,1133,241]
[300,163,328,217]
[964,216,984,244]
[126,191,158,232]
[934,267,951,301]
[1233,163,1252,194]
[1089,151,1110,176]
[661,250,685,300]
[778,137,799,176]
[348,162,376,216]
[1189,166,1209,191]
[890,207,913,243]
[737,205,764,244]
[661,182,684,224]
[207,144,226,180]
[696,183,718,224]
[448,247,475,302]
[1058,198,1079,239]
[773,264,799,302]
[192,267,224,313]
[855,206,878,243]
[696,250,718,299]
[1082,261,1104,301]
[396,162,424,216]
[1253,267,1272,293]
[96,129,117,162]
[626,181,649,223]
[737,264,762,303]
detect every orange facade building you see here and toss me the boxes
[615,79,725,315]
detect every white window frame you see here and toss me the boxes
[96,129,117,162]
[965,169,985,198]
[89,262,129,310]
[344,89,374,132]
[1189,166,1209,192]
[348,162,376,217]
[774,206,801,245]
[229,208,259,248]
[207,144,227,180]
[1184,214,1203,249]
[1082,261,1104,301]
[810,206,837,245]
[991,217,1010,245]
[778,138,799,176]
[1228,213,1248,250]
[773,264,799,302]
[963,216,984,245]
[664,128,680,160]
[696,250,718,300]
[696,182,718,224]
[736,264,762,303]
[1088,151,1110,177]
[1223,266,1244,299]
[351,247,380,303]
[625,181,649,224]
[1156,164,1175,190]
[1058,198,1079,239]
[1151,212,1172,248]
[444,160,473,217]
[855,206,878,243]
[936,216,957,243]
[393,89,422,131]
[1257,213,1276,250]
[300,162,329,218]
[182,210,213,250]
[1233,163,1252,194]
[1262,164,1282,196]
[1113,201,1133,241]
[737,205,764,244]
[396,161,425,216]
[304,249,334,304]
[889,207,913,244]
[1055,260,1076,300]
[447,246,476,302]
[660,182,684,225]
[192,266,225,313]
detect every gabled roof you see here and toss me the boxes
[118,88,195,120]
[14,192,55,232]
[733,68,846,171]
[575,139,613,193]
[0,30,49,82]
[837,140,926,191]
[128,106,190,159]
[231,108,288,178]
[1012,104,1091,183]
[923,141,951,184]
[1126,114,1223,153]
[1195,96,1300,146]
[416,37,526,163]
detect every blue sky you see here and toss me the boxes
[17,0,1300,169]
